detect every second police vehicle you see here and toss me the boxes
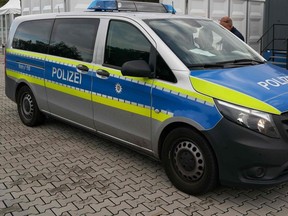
[5,0,288,195]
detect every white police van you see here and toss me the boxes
[5,0,288,195]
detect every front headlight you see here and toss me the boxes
[215,100,279,138]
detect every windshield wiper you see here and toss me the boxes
[218,59,265,65]
[188,59,265,70]
[188,63,224,69]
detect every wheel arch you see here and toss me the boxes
[158,122,217,163]
[16,83,45,126]
[159,123,220,194]
[15,82,30,101]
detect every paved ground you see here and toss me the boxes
[1,57,288,216]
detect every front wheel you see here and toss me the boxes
[162,127,218,195]
[17,86,45,126]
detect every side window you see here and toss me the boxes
[104,20,151,68]
[49,18,99,62]
[156,54,176,83]
[12,19,54,54]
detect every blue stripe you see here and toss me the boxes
[45,61,92,91]
[6,53,45,69]
[92,76,151,105]
[6,56,45,78]
[152,88,222,129]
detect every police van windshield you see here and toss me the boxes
[145,18,264,69]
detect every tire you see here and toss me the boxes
[17,86,45,126]
[162,127,218,195]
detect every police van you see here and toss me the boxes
[5,0,288,195]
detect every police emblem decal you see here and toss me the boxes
[115,83,122,94]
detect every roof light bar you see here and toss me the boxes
[88,0,117,11]
[163,4,176,14]
[87,0,175,13]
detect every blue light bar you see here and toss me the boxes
[87,0,117,11]
[87,0,171,13]
[162,4,176,14]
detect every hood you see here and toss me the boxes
[190,64,288,114]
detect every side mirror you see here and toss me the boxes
[121,60,152,78]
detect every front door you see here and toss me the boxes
[93,20,153,149]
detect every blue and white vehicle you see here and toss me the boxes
[5,0,288,195]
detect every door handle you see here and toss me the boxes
[96,69,110,78]
[76,64,89,73]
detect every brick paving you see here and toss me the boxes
[1,56,288,215]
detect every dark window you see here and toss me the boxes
[49,18,99,62]
[104,20,151,68]
[156,54,176,82]
[12,19,54,54]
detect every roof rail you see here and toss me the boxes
[87,0,175,13]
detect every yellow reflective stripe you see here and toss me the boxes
[6,48,46,60]
[153,79,214,105]
[45,55,94,69]
[7,48,94,69]
[191,77,281,115]
[99,66,125,77]
[100,66,155,85]
[6,69,45,86]
[152,111,172,122]
[92,93,150,117]
[92,94,171,122]
[45,81,91,100]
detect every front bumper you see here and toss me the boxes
[203,117,288,187]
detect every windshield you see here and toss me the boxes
[145,18,264,69]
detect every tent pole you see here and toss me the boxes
[1,15,3,47]
[4,14,7,44]
[9,13,13,35]
[51,0,54,13]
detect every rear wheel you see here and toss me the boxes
[17,86,45,126]
[162,127,218,195]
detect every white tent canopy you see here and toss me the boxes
[0,0,21,15]
[0,0,21,46]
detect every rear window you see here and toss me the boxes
[49,18,99,62]
[12,19,54,54]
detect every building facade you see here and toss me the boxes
[262,0,288,52]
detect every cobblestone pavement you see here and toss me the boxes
[1,57,288,216]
